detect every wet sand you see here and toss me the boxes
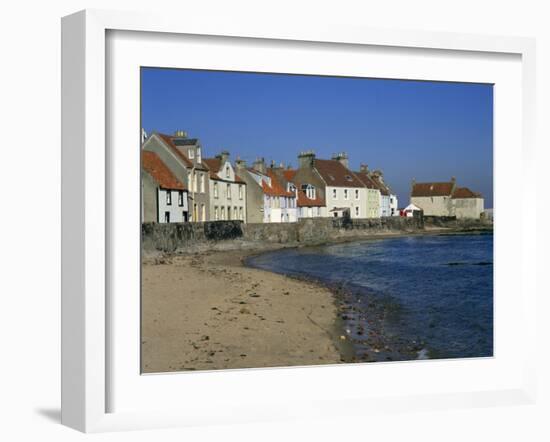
[141,250,349,373]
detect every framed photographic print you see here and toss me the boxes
[61,9,537,432]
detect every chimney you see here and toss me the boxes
[235,158,247,170]
[360,163,368,173]
[298,150,316,169]
[332,152,349,169]
[451,176,457,192]
[252,157,267,174]
[173,130,187,138]
[216,150,230,164]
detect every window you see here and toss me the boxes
[285,213,289,222]
[178,191,184,206]
[214,182,219,198]
[164,211,170,223]
[332,189,337,199]
[200,173,205,193]
[221,207,225,220]
[188,148,195,159]
[345,175,353,182]
[166,191,172,205]
[355,189,359,200]
[239,207,243,220]
[234,207,237,219]
[227,206,232,220]
[225,166,230,179]
[355,206,359,217]
[193,172,198,192]
[344,189,349,200]
[239,185,243,200]
[214,206,219,220]
[227,183,231,199]
[333,212,338,218]
[196,147,201,163]
[201,204,205,221]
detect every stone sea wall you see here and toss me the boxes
[142,216,426,255]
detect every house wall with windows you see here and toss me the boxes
[263,194,298,223]
[208,160,247,222]
[141,150,189,223]
[326,186,367,218]
[366,188,381,218]
[157,188,189,223]
[389,194,399,216]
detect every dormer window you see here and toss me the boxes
[345,175,353,182]
[196,147,201,163]
[188,148,195,159]
[225,165,230,179]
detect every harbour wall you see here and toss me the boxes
[141,216,430,255]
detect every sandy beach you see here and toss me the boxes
[141,249,348,373]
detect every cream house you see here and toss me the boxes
[203,151,247,222]
[293,151,368,219]
[411,177,484,219]
[354,165,381,218]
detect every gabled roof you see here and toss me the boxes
[142,151,185,191]
[314,159,365,188]
[262,170,295,197]
[452,187,482,199]
[354,171,380,190]
[296,189,325,207]
[156,133,209,171]
[411,182,454,197]
[369,173,390,196]
[283,169,297,182]
[203,157,246,184]
[156,133,194,168]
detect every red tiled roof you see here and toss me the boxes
[296,190,324,207]
[142,151,185,190]
[278,168,325,207]
[283,169,297,182]
[202,157,221,173]
[314,159,365,188]
[411,182,454,197]
[452,187,482,199]
[262,170,295,197]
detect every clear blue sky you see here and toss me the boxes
[141,68,493,208]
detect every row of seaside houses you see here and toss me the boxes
[141,131,400,223]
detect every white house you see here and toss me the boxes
[141,151,189,223]
[243,159,298,223]
[203,151,247,222]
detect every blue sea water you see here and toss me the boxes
[246,233,493,361]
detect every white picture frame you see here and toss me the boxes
[61,9,537,433]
